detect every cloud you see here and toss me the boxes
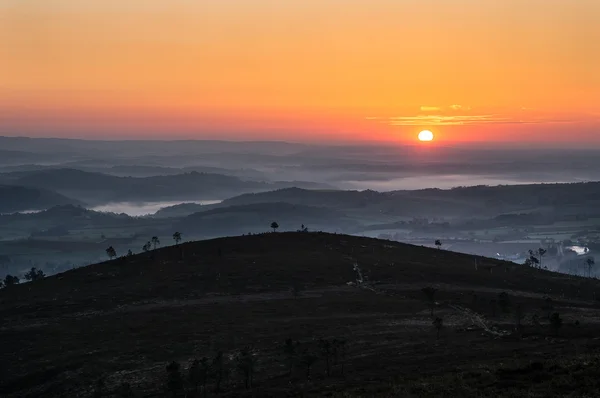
[420,106,441,112]
[383,114,576,126]
[449,104,470,111]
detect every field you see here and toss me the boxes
[2,232,600,397]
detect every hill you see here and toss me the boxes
[0,169,334,205]
[2,233,600,397]
[174,202,357,235]
[219,183,600,218]
[0,185,82,214]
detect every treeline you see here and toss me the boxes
[92,338,348,397]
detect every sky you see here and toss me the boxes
[1,0,599,145]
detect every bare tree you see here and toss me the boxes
[151,236,161,250]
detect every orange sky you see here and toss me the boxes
[1,1,599,144]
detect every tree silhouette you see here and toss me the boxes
[550,312,563,335]
[514,303,525,332]
[106,246,117,260]
[435,239,442,249]
[283,338,298,377]
[421,286,438,316]
[173,232,182,245]
[24,267,45,281]
[335,339,347,375]
[538,248,547,269]
[236,347,255,389]
[542,297,554,320]
[291,279,303,298]
[212,351,226,393]
[3,274,19,286]
[319,339,333,376]
[92,378,106,398]
[498,292,511,313]
[189,358,209,395]
[127,249,133,256]
[165,361,183,397]
[300,350,318,381]
[270,222,279,233]
[586,258,595,278]
[151,236,160,250]
[489,299,497,317]
[528,250,540,268]
[142,242,151,252]
[433,317,443,339]
[116,382,135,398]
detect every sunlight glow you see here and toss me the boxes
[418,130,434,142]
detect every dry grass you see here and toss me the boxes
[1,232,600,397]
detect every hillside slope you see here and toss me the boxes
[218,183,600,218]
[0,169,334,205]
[0,185,82,214]
[2,233,600,397]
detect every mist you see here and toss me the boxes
[1,136,599,279]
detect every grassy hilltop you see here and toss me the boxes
[2,232,600,397]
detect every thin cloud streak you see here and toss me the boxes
[366,114,580,126]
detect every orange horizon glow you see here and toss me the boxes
[1,1,599,145]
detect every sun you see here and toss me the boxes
[418,130,434,142]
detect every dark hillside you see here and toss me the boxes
[2,233,600,397]
[174,202,356,235]
[219,183,600,218]
[0,185,82,214]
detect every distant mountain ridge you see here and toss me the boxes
[0,185,82,214]
[0,168,335,205]
[216,182,600,218]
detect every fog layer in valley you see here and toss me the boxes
[1,136,599,280]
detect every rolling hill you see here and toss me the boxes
[174,202,357,235]
[0,185,82,214]
[218,182,600,218]
[0,169,334,205]
[2,233,600,397]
